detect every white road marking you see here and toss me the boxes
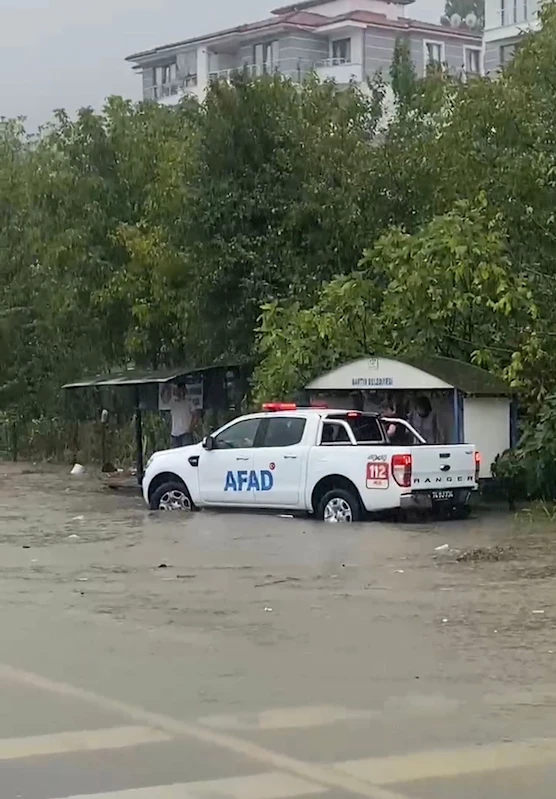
[199,705,376,730]
[335,738,556,785]
[0,664,411,799]
[52,771,326,799]
[0,726,170,761]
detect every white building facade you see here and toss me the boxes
[126,0,482,105]
[483,0,541,74]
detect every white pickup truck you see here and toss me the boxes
[143,404,480,522]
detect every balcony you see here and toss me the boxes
[208,63,284,82]
[147,75,200,104]
[314,58,363,85]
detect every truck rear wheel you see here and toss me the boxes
[317,488,361,523]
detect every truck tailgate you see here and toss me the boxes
[411,445,477,490]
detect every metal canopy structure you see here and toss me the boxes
[62,365,217,390]
[63,363,249,483]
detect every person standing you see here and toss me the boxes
[408,396,444,444]
[168,385,197,448]
[380,400,410,444]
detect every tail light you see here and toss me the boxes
[392,453,412,487]
[474,451,481,482]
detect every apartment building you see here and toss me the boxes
[126,0,482,105]
[483,0,541,73]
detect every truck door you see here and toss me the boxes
[253,416,308,507]
[198,418,261,504]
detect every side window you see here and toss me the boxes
[262,417,306,447]
[348,416,383,443]
[326,414,384,443]
[320,421,352,445]
[213,419,260,450]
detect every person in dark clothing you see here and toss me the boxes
[380,401,410,445]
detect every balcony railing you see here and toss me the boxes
[147,75,198,101]
[314,59,363,84]
[148,59,368,103]
[314,57,351,68]
[208,63,283,81]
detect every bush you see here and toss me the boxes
[493,395,556,503]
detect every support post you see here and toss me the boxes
[510,397,518,448]
[452,389,464,443]
[134,387,144,486]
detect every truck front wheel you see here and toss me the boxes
[150,481,193,512]
[317,488,361,523]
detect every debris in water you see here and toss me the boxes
[435,544,449,552]
[278,514,294,519]
[394,570,405,574]
[264,607,273,612]
[67,534,80,540]
[77,577,88,582]
[455,546,515,563]
[532,610,545,615]
[442,618,448,623]
[70,463,85,476]
[71,515,85,522]
[255,577,300,588]
[158,563,169,569]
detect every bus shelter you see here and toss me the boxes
[63,363,249,483]
[305,355,516,478]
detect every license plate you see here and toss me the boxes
[432,490,454,501]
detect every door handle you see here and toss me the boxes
[236,456,250,461]
[284,455,298,460]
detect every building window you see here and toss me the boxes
[500,0,506,26]
[155,62,177,86]
[331,38,351,64]
[523,0,528,19]
[253,40,279,74]
[499,43,515,66]
[424,41,444,70]
[464,47,482,76]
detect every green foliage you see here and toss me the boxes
[494,395,556,501]
[255,198,538,400]
[390,38,418,109]
[3,8,556,461]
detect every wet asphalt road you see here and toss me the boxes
[1,463,556,798]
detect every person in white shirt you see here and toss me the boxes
[168,385,197,448]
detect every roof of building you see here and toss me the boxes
[126,11,327,62]
[126,5,480,63]
[272,0,411,12]
[306,355,512,396]
[62,363,243,389]
[402,356,512,395]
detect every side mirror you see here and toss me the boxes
[203,435,215,451]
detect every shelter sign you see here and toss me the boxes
[159,379,203,411]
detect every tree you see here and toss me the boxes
[390,38,417,110]
[178,74,385,361]
[254,199,538,401]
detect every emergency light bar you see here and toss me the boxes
[262,403,297,412]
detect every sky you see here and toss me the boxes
[0,0,443,128]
